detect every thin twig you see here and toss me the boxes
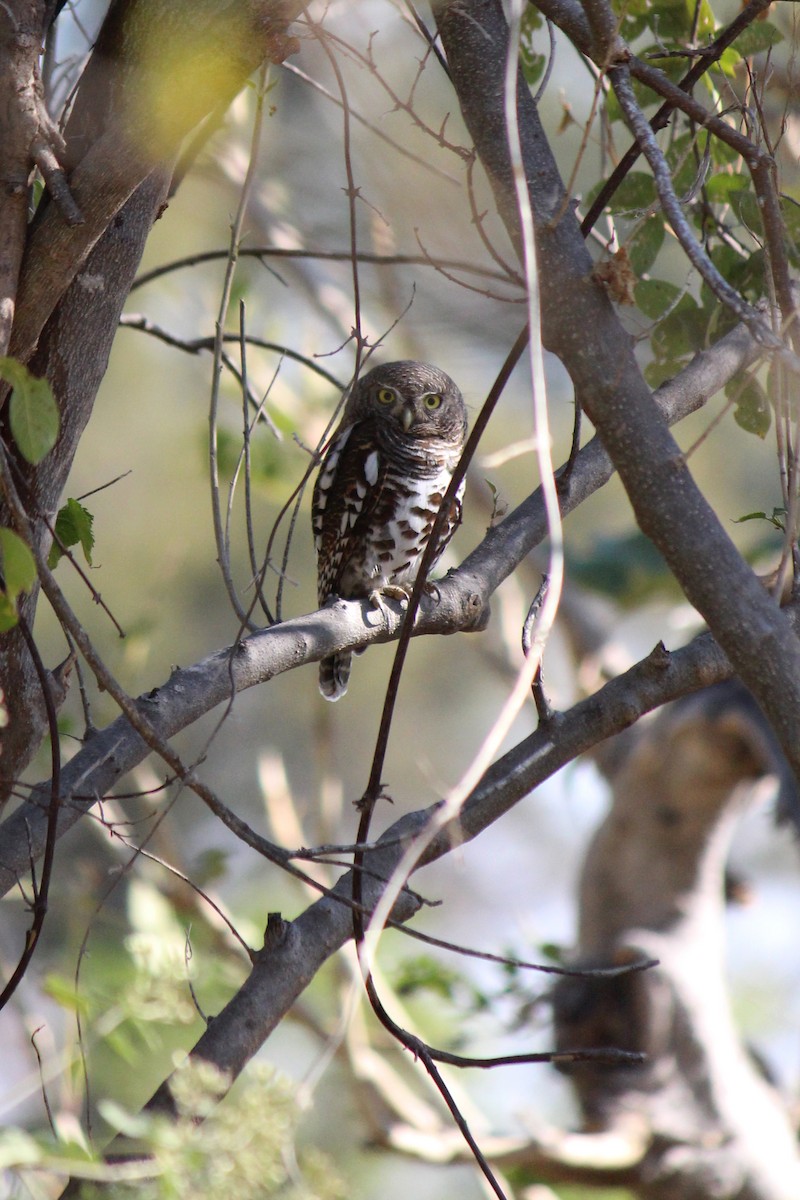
[209,66,271,632]
[0,612,61,1011]
[130,247,514,292]
[577,0,775,234]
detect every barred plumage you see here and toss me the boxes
[312,361,468,701]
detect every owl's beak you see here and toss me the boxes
[399,404,415,432]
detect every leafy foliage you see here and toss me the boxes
[49,498,95,569]
[0,356,59,465]
[0,527,36,631]
[2,1062,344,1200]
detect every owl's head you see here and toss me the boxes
[347,361,467,446]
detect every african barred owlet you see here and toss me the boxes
[312,360,468,701]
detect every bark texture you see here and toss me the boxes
[554,686,800,1199]
[0,0,303,800]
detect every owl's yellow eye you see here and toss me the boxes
[422,393,443,410]
[377,388,395,405]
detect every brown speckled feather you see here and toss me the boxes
[312,361,467,700]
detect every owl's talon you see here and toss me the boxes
[369,585,411,616]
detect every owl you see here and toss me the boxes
[312,361,468,701]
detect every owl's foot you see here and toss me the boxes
[369,584,412,616]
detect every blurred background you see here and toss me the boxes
[2,2,800,1197]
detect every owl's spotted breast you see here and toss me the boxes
[312,360,468,700]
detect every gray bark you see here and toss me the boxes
[554,688,800,1199]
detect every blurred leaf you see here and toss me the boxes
[651,295,706,360]
[608,170,657,213]
[215,424,288,489]
[703,245,764,313]
[569,530,674,604]
[782,196,800,267]
[520,49,546,87]
[645,357,687,387]
[635,278,682,319]
[627,215,665,274]
[729,377,771,438]
[48,498,95,569]
[519,6,545,85]
[194,847,229,884]
[0,528,36,632]
[692,0,716,38]
[0,528,36,598]
[393,955,462,1001]
[0,356,59,464]
[105,1026,141,1065]
[709,45,742,78]
[537,941,567,964]
[635,44,687,83]
[43,973,89,1015]
[730,187,763,237]
[733,21,783,56]
[663,131,701,198]
[0,1129,43,1170]
[704,173,749,203]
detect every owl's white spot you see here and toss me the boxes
[317,426,354,516]
[364,450,379,485]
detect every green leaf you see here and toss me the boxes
[781,196,800,268]
[48,498,95,569]
[568,530,674,604]
[704,173,749,203]
[730,377,771,438]
[635,278,681,319]
[0,528,36,631]
[607,170,657,213]
[729,188,763,237]
[709,45,742,78]
[0,594,19,633]
[393,956,462,1001]
[651,296,706,360]
[646,357,687,388]
[0,357,59,464]
[735,507,786,530]
[733,21,783,57]
[0,528,36,598]
[520,5,545,87]
[691,0,716,38]
[42,973,89,1014]
[627,216,665,274]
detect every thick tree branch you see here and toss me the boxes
[435,0,800,785]
[554,688,800,1199]
[57,612,800,1187]
[0,310,771,890]
[6,0,303,372]
[0,0,304,800]
[0,3,47,356]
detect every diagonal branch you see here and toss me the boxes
[63,609,799,1163]
[434,0,800,786]
[0,309,773,894]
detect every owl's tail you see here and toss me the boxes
[319,652,351,701]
